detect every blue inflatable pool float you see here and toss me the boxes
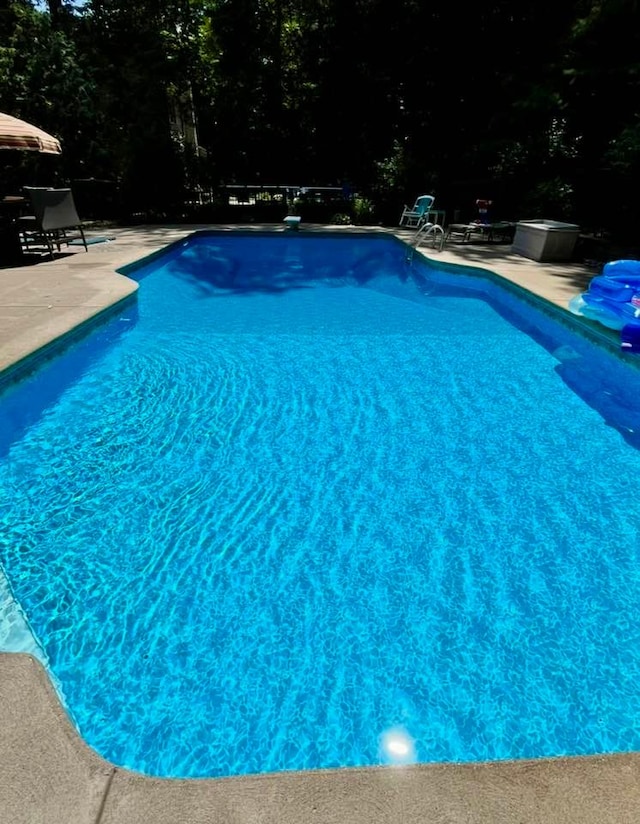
[568,259,640,351]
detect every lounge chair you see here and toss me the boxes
[399,195,435,228]
[17,187,88,258]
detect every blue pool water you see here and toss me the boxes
[2,232,640,779]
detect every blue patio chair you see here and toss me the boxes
[399,194,435,228]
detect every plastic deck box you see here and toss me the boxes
[511,220,580,262]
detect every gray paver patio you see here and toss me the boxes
[1,224,636,824]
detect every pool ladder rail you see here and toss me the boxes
[406,221,445,261]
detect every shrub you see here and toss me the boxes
[352,196,376,225]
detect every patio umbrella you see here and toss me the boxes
[0,111,62,154]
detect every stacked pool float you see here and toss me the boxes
[568,259,640,352]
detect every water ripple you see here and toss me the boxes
[3,237,640,778]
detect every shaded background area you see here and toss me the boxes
[1,0,639,259]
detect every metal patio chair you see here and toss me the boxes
[17,187,88,258]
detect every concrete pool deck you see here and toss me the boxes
[1,223,638,824]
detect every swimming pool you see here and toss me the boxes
[2,231,640,779]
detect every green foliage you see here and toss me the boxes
[351,195,375,225]
[373,141,405,193]
[521,177,576,220]
[605,121,640,174]
[0,0,637,240]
